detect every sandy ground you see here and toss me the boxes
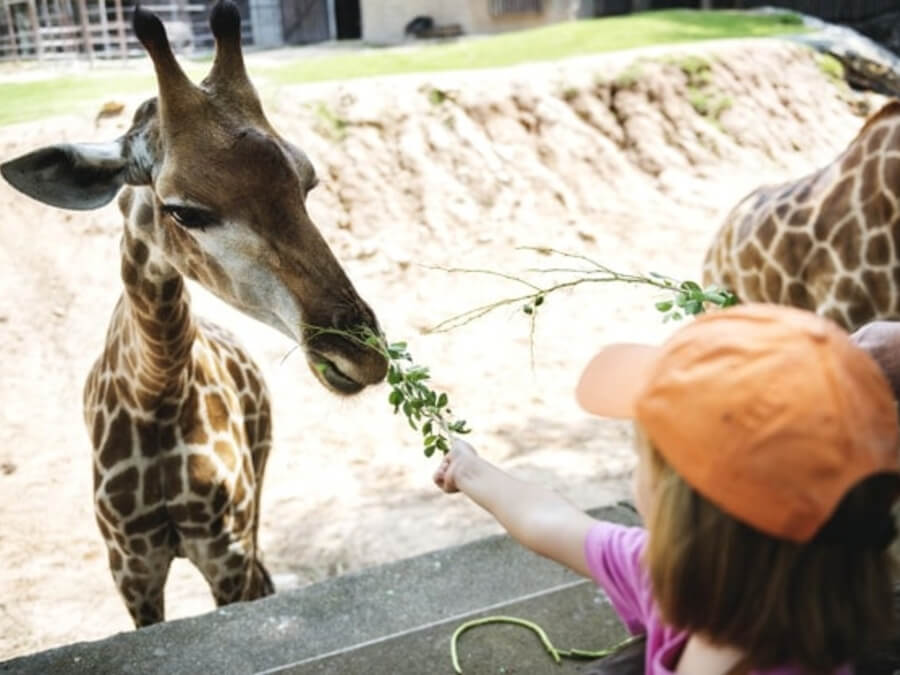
[0,39,884,658]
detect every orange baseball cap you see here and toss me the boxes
[576,303,900,542]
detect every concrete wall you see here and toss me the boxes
[361,0,582,45]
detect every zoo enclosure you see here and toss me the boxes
[0,0,895,62]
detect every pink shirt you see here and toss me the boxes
[583,522,854,675]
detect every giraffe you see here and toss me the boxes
[0,2,387,627]
[703,99,900,332]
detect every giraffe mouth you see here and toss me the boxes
[308,353,365,395]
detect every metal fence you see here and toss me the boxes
[0,0,251,61]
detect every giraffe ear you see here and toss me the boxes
[1,141,126,211]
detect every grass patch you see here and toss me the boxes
[0,73,155,126]
[0,62,213,127]
[816,52,844,83]
[268,9,804,85]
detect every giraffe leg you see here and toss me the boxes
[104,539,175,627]
[181,525,274,607]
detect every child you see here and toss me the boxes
[434,303,900,674]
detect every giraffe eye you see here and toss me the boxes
[162,204,218,231]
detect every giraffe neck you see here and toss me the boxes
[111,188,197,407]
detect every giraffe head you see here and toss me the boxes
[1,1,387,395]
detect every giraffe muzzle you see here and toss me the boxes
[307,351,366,395]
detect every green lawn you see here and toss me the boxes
[0,9,803,127]
[268,9,804,84]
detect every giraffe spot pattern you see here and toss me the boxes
[862,269,893,313]
[162,454,183,499]
[110,492,137,518]
[802,248,838,284]
[787,282,815,310]
[109,548,123,571]
[772,231,814,271]
[830,220,862,270]
[763,267,783,303]
[788,207,813,228]
[100,409,133,469]
[124,505,168,535]
[187,454,218,497]
[863,193,896,231]
[861,158,880,202]
[143,461,163,505]
[205,393,230,433]
[866,125,890,154]
[865,232,892,266]
[214,440,238,472]
[107,467,139,494]
[757,216,778,249]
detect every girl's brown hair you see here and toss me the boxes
[641,433,899,671]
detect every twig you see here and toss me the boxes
[449,614,644,674]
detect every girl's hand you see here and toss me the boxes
[433,437,479,494]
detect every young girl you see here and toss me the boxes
[434,303,900,674]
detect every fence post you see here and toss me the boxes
[700,0,712,8]
[26,0,42,58]
[75,0,93,62]
[98,0,110,53]
[2,0,18,59]
[113,0,125,60]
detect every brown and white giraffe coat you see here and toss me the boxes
[2,1,386,627]
[704,100,900,331]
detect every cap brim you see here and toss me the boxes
[575,343,660,418]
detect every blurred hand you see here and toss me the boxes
[433,436,479,494]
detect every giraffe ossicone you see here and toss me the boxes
[1,0,387,627]
[703,100,900,332]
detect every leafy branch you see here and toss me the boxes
[297,248,736,457]
[300,323,470,457]
[426,247,738,339]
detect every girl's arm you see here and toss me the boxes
[434,437,597,578]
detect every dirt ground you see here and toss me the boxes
[0,39,884,658]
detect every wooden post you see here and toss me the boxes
[2,0,18,60]
[26,0,42,58]
[97,0,109,52]
[75,0,92,63]
[112,0,124,60]
[700,0,713,9]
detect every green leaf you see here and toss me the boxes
[424,445,435,458]
[655,300,673,312]
[387,367,403,385]
[684,299,703,315]
[388,389,403,406]
[437,393,448,408]
[680,280,701,293]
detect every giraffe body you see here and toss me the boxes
[1,2,386,627]
[83,198,275,624]
[704,100,900,331]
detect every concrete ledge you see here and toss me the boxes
[1,503,640,675]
